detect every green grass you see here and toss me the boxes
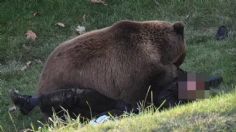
[0,0,236,131]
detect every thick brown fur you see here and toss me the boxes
[37,20,186,104]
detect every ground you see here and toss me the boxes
[0,0,236,131]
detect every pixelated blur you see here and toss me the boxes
[178,72,210,100]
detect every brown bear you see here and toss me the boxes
[37,20,186,105]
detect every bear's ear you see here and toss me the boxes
[173,22,184,36]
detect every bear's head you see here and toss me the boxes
[111,20,186,67]
[142,21,187,67]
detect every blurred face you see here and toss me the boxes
[177,71,210,100]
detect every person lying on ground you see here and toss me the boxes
[10,68,223,120]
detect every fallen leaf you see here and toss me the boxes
[20,61,32,71]
[25,30,37,41]
[90,0,107,5]
[33,12,40,16]
[26,61,32,67]
[56,22,65,28]
[76,25,86,35]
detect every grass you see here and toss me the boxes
[0,0,236,131]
